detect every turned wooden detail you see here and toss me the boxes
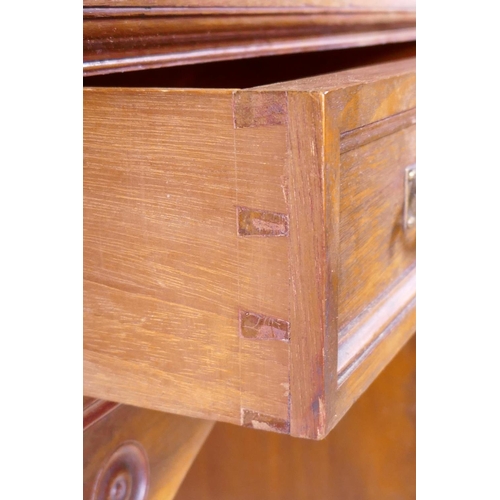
[92,442,149,500]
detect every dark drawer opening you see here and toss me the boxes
[83,42,415,89]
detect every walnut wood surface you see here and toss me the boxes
[83,7,415,75]
[83,402,214,500]
[286,91,330,438]
[175,335,416,500]
[83,397,120,430]
[340,107,415,153]
[84,58,416,439]
[84,1,415,9]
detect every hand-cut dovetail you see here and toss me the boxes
[233,91,288,129]
[237,207,289,237]
[241,409,290,434]
[239,310,290,341]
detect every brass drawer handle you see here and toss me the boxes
[404,165,416,229]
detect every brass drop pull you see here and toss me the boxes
[404,165,416,229]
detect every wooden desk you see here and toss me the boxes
[83,2,416,497]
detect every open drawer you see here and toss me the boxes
[84,57,416,440]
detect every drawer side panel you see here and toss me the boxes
[84,88,290,425]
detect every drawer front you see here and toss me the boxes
[339,124,416,331]
[84,58,415,439]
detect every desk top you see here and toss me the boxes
[83,1,416,75]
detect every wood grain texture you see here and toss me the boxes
[83,397,120,430]
[340,107,415,154]
[175,335,416,500]
[84,29,416,76]
[84,88,290,426]
[338,268,415,374]
[338,125,416,330]
[83,396,95,410]
[256,58,416,437]
[232,98,292,425]
[256,58,415,438]
[84,58,416,439]
[321,60,415,434]
[83,8,415,75]
[84,88,240,422]
[334,299,415,428]
[257,56,414,97]
[286,91,328,439]
[84,1,416,10]
[323,86,341,436]
[83,401,214,500]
